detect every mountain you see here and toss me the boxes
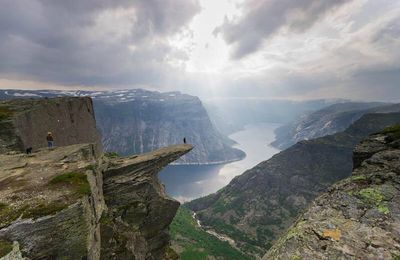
[265,125,400,259]
[186,112,400,258]
[204,98,345,135]
[272,102,400,149]
[0,89,244,164]
[0,96,192,259]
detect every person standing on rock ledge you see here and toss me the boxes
[183,137,187,144]
[46,132,54,148]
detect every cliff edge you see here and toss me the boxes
[264,125,400,259]
[0,143,192,259]
[0,97,193,259]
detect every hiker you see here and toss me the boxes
[183,137,187,144]
[46,132,54,148]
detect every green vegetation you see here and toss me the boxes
[0,106,13,121]
[358,187,391,214]
[164,247,179,260]
[49,171,91,196]
[23,202,67,219]
[358,187,384,205]
[351,175,366,181]
[105,152,119,158]
[0,239,13,257]
[382,124,400,139]
[377,204,390,215]
[0,201,68,228]
[85,164,96,171]
[0,203,8,210]
[200,216,263,256]
[170,207,251,260]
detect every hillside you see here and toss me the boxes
[272,102,400,149]
[186,112,400,258]
[0,89,244,164]
[265,125,400,259]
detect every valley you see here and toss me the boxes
[159,123,281,202]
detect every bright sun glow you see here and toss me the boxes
[169,0,245,74]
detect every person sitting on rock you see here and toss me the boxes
[46,132,54,148]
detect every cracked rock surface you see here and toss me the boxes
[264,130,400,260]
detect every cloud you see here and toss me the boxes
[0,0,200,86]
[216,0,351,59]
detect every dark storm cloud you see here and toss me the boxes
[216,0,350,59]
[0,0,200,86]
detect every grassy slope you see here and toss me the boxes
[170,206,251,260]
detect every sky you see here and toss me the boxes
[0,0,399,101]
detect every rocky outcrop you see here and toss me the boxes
[264,126,400,259]
[272,102,400,149]
[186,112,400,258]
[0,96,193,259]
[0,97,102,153]
[0,143,192,259]
[0,89,245,164]
[100,145,193,259]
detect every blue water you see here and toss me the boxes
[158,123,281,202]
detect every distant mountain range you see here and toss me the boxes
[186,112,400,258]
[204,98,346,135]
[0,89,245,164]
[271,102,400,149]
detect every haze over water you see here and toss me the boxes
[159,123,281,202]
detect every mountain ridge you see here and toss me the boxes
[264,125,400,259]
[272,102,400,149]
[186,112,400,257]
[0,89,245,165]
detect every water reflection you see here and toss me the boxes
[159,123,281,202]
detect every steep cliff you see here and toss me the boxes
[186,112,400,258]
[272,102,400,149]
[264,125,400,259]
[0,89,245,164]
[94,90,244,164]
[0,97,102,153]
[0,143,192,259]
[0,97,193,259]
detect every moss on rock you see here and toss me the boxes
[49,171,91,196]
[358,187,384,205]
[0,201,68,228]
[0,239,13,257]
[382,124,400,140]
[0,106,13,121]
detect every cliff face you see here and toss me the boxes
[0,97,193,259]
[264,126,400,259]
[0,89,245,164]
[94,90,244,164]
[100,145,192,259]
[272,102,400,149]
[0,97,102,153]
[186,113,400,257]
[0,143,192,259]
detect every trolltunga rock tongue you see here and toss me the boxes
[0,140,192,259]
